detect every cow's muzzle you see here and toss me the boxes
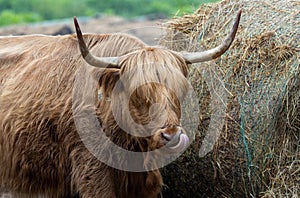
[160,126,189,153]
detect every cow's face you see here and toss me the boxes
[114,47,190,152]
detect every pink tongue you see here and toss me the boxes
[168,134,189,152]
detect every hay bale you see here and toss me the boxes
[159,0,300,197]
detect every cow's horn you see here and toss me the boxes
[181,10,241,64]
[74,17,119,68]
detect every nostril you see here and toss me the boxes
[161,132,172,141]
[161,130,182,142]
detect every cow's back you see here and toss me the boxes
[0,33,145,197]
[0,33,145,95]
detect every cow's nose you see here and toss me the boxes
[161,130,181,142]
[160,126,180,142]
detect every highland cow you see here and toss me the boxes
[0,11,241,198]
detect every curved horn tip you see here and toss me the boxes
[234,10,242,29]
[237,10,242,19]
[73,17,89,58]
[72,16,120,68]
[224,10,242,49]
[182,10,242,63]
[73,16,80,34]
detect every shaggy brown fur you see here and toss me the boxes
[0,33,189,198]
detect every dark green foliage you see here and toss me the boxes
[0,10,42,26]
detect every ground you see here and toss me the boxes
[0,15,166,45]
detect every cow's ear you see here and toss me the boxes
[92,68,121,92]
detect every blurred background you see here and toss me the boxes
[0,0,218,27]
[0,0,219,44]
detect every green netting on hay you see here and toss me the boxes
[159,0,299,197]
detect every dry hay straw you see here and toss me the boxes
[159,0,300,197]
